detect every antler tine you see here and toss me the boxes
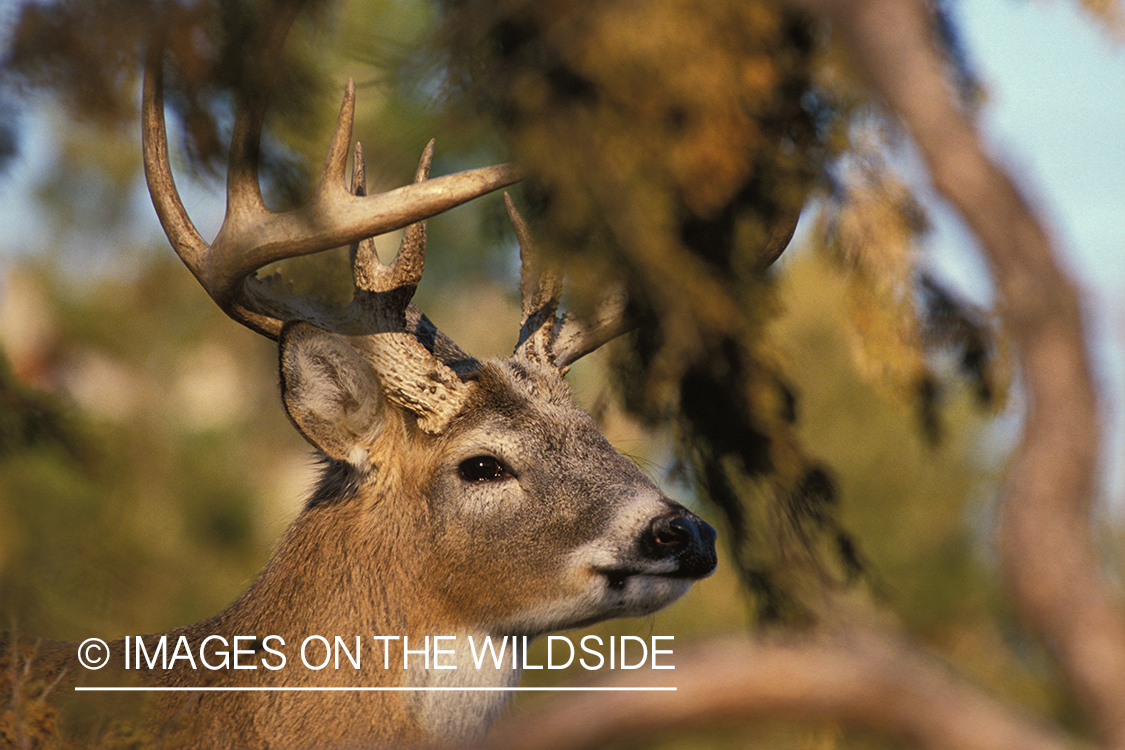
[350,140,432,328]
[338,138,471,435]
[350,142,380,284]
[387,140,433,294]
[225,76,270,220]
[552,291,634,369]
[507,194,562,366]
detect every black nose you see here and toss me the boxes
[642,511,718,578]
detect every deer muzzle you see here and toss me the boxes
[641,510,718,579]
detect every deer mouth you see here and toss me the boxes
[596,558,714,593]
[601,568,636,591]
[596,568,686,598]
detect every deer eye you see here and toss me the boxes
[459,456,511,483]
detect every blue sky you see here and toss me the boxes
[957,0,1123,284]
[928,0,1124,511]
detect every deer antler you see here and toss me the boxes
[142,39,522,433]
[341,143,473,433]
[506,195,634,370]
[142,49,519,341]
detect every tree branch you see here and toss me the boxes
[476,633,1074,750]
[792,0,1125,745]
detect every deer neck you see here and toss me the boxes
[180,484,520,742]
[218,499,427,665]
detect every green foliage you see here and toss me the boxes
[0,354,79,461]
[773,253,1069,731]
[426,0,1016,624]
[1,0,336,200]
[0,258,300,640]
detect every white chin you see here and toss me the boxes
[502,574,693,635]
[605,574,693,617]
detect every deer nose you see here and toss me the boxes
[642,511,717,578]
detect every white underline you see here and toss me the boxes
[75,686,676,692]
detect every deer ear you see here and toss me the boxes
[279,322,385,469]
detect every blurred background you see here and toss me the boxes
[0,0,1121,747]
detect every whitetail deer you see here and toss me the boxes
[16,32,719,750]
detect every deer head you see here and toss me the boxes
[137,34,716,750]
